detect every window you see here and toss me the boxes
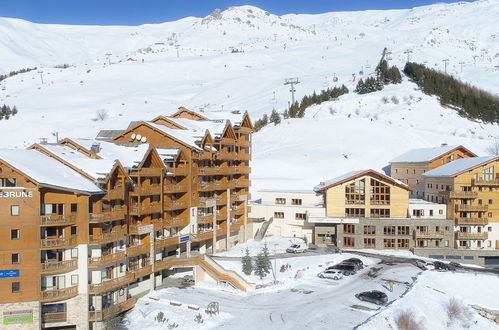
[11,205,19,216]
[71,226,77,236]
[416,226,428,233]
[384,226,396,235]
[370,179,390,205]
[70,203,78,213]
[71,248,78,258]
[275,198,286,205]
[0,178,16,187]
[370,208,390,218]
[439,209,443,215]
[11,253,19,264]
[383,239,395,248]
[71,275,79,285]
[343,224,355,234]
[413,209,424,217]
[488,212,493,218]
[345,179,366,204]
[397,226,410,235]
[488,226,492,232]
[482,166,494,181]
[429,209,434,216]
[295,213,306,220]
[364,225,376,235]
[444,240,449,247]
[364,238,376,248]
[11,229,19,240]
[343,237,355,247]
[489,199,493,205]
[291,199,302,206]
[274,212,284,219]
[345,208,365,218]
[416,239,428,248]
[397,239,409,248]
[12,282,20,293]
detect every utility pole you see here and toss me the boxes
[37,70,44,84]
[473,55,479,68]
[459,61,465,73]
[284,78,300,105]
[175,45,180,58]
[404,49,413,62]
[442,59,449,73]
[105,53,112,65]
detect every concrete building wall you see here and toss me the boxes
[0,300,40,330]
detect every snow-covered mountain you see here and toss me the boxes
[0,1,498,193]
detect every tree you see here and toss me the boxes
[254,252,268,279]
[487,139,499,156]
[269,109,281,125]
[241,248,253,275]
[261,243,271,275]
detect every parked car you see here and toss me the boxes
[355,290,388,305]
[448,262,465,272]
[286,243,307,254]
[317,269,344,280]
[326,246,341,254]
[433,261,449,271]
[414,260,427,270]
[328,263,357,275]
[343,258,364,269]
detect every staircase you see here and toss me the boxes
[255,217,273,241]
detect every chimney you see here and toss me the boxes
[91,143,101,154]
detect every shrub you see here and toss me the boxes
[395,310,423,330]
[446,297,472,327]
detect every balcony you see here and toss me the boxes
[129,223,153,235]
[238,153,252,161]
[40,286,78,303]
[413,231,445,239]
[130,184,162,196]
[455,232,488,240]
[233,166,251,174]
[88,251,126,269]
[164,216,190,227]
[197,214,215,224]
[167,166,187,176]
[40,215,76,226]
[127,244,149,257]
[132,265,152,279]
[237,139,251,147]
[130,202,162,216]
[449,191,478,199]
[42,312,67,323]
[473,178,499,186]
[164,200,188,211]
[41,236,77,250]
[234,179,251,188]
[89,206,127,223]
[198,167,222,176]
[163,183,189,193]
[106,188,124,200]
[88,273,134,295]
[213,182,231,191]
[455,217,488,225]
[89,230,126,245]
[138,168,163,176]
[455,204,488,212]
[41,259,78,274]
[192,230,214,242]
[89,297,137,322]
[154,236,179,250]
[198,198,216,208]
[198,182,216,192]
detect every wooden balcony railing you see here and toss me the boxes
[154,236,179,250]
[191,230,214,242]
[413,231,445,239]
[198,182,216,191]
[455,232,488,240]
[130,202,162,216]
[164,216,190,227]
[88,251,126,269]
[237,139,251,147]
[106,188,124,200]
[234,179,251,187]
[130,184,162,196]
[40,215,76,226]
[89,230,127,245]
[164,200,188,211]
[233,166,251,174]
[89,297,137,322]
[137,168,163,176]
[126,244,149,257]
[40,286,78,302]
[129,223,153,235]
[42,312,67,323]
[198,167,222,176]
[455,204,488,212]
[163,183,189,193]
[132,265,152,279]
[238,153,251,161]
[449,191,478,199]
[197,214,215,224]
[88,273,134,295]
[167,166,187,176]
[41,236,77,249]
[41,259,78,274]
[89,206,127,223]
[455,217,488,225]
[473,178,499,186]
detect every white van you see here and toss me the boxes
[286,243,307,254]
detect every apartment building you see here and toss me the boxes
[249,190,325,242]
[0,108,253,329]
[390,145,476,198]
[422,156,499,251]
[310,169,454,249]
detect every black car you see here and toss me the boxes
[433,261,448,271]
[343,258,364,269]
[355,290,388,305]
[447,262,465,272]
[328,263,357,275]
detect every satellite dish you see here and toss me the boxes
[131,133,136,140]
[141,136,147,143]
[136,134,142,140]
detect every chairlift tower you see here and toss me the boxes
[459,61,465,73]
[404,49,413,62]
[284,78,300,105]
[442,59,449,73]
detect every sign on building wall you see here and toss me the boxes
[3,310,33,325]
[0,190,34,198]
[0,269,20,278]
[179,235,190,243]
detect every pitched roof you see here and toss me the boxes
[314,169,413,192]
[0,149,102,193]
[422,156,497,177]
[390,145,476,163]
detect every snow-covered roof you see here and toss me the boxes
[147,122,202,150]
[35,144,116,180]
[314,169,413,192]
[70,139,150,169]
[156,147,181,162]
[0,149,102,193]
[204,111,246,126]
[259,189,316,194]
[409,198,443,205]
[160,117,228,138]
[422,156,496,178]
[390,145,472,163]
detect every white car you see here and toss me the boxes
[286,243,307,254]
[317,269,343,280]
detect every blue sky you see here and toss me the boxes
[0,0,472,25]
